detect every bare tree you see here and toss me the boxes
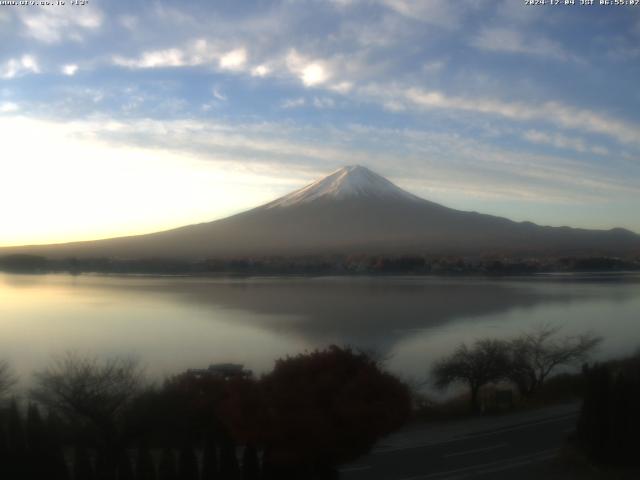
[507,324,601,397]
[432,339,511,413]
[32,352,144,423]
[31,352,145,473]
[0,359,16,398]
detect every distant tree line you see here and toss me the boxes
[1,253,639,276]
[0,347,412,480]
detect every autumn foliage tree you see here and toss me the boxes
[135,367,263,445]
[260,346,412,476]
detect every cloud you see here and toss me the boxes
[281,97,335,109]
[523,130,609,156]
[302,64,329,86]
[330,0,359,7]
[286,51,331,87]
[113,48,188,69]
[422,60,445,74]
[18,5,103,43]
[212,87,227,101]
[0,102,19,113]
[1,55,40,79]
[45,115,639,203]
[219,48,247,70]
[2,111,636,229]
[281,97,306,109]
[112,39,250,73]
[472,27,575,62]
[313,97,335,109]
[329,81,354,94]
[251,64,270,77]
[119,15,138,31]
[402,88,640,146]
[380,0,466,28]
[62,64,79,76]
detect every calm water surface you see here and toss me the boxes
[1,272,639,388]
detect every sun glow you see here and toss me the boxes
[0,116,275,247]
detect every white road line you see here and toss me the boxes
[443,442,507,458]
[399,448,558,480]
[375,413,577,454]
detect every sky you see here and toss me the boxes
[1,0,639,246]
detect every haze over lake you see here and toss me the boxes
[2,272,639,389]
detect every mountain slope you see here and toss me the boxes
[2,165,639,259]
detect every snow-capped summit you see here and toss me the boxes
[264,165,420,208]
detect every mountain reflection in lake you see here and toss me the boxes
[1,273,639,387]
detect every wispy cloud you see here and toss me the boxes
[380,0,468,28]
[523,130,609,156]
[61,64,79,76]
[212,87,227,101]
[19,114,633,205]
[251,64,270,77]
[113,39,223,69]
[17,5,103,43]
[472,27,577,62]
[286,50,332,87]
[219,48,247,70]
[402,88,640,147]
[2,0,639,235]
[1,55,40,79]
[281,97,306,109]
[0,102,19,113]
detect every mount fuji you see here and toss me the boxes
[3,165,639,259]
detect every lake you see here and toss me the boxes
[1,272,639,391]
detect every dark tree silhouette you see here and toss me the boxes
[507,325,601,397]
[432,339,511,413]
[26,404,45,452]
[26,403,54,480]
[156,367,263,446]
[241,444,260,480]
[74,446,95,480]
[116,451,134,480]
[135,442,156,480]
[31,353,144,477]
[0,430,9,480]
[201,436,219,480]
[31,353,144,425]
[219,433,240,480]
[7,399,25,450]
[576,354,640,466]
[5,399,27,478]
[0,360,15,399]
[178,443,199,480]
[95,448,115,480]
[260,346,411,475]
[158,448,178,480]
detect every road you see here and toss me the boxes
[340,404,579,480]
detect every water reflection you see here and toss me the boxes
[1,273,639,385]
